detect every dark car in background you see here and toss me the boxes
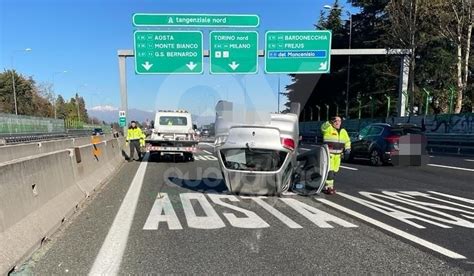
[201,129,210,137]
[346,123,425,166]
[92,128,104,136]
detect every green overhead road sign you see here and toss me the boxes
[133,13,260,27]
[134,31,203,74]
[119,117,126,127]
[119,111,126,127]
[210,31,258,74]
[265,30,332,74]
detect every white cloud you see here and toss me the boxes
[90,105,118,111]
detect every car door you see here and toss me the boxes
[292,144,330,195]
[351,126,370,156]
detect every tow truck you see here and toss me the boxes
[145,110,198,161]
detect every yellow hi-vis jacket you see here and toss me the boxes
[127,127,145,145]
[321,121,351,154]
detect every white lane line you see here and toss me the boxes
[465,159,474,162]
[251,198,302,228]
[428,191,474,204]
[300,148,311,151]
[89,153,149,276]
[340,165,359,171]
[427,164,474,172]
[318,197,466,259]
[202,150,213,155]
[429,156,435,158]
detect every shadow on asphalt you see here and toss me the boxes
[147,153,194,163]
[167,177,228,194]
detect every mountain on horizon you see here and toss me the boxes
[88,106,215,127]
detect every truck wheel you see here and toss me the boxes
[185,153,194,162]
[151,152,161,162]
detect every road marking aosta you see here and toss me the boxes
[143,193,358,230]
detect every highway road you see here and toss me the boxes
[16,143,474,274]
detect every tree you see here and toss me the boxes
[432,0,473,113]
[285,0,348,120]
[55,95,67,119]
[384,0,436,114]
[0,70,36,115]
[76,95,89,122]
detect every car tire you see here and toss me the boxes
[369,149,382,166]
[184,153,194,162]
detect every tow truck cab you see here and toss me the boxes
[146,110,197,161]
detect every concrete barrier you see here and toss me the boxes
[0,150,85,274]
[39,139,74,153]
[0,135,119,163]
[0,137,125,274]
[74,141,116,195]
[0,143,42,163]
[0,139,76,163]
[72,136,93,147]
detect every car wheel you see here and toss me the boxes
[369,149,382,166]
[185,153,194,162]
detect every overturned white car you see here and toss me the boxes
[214,101,330,196]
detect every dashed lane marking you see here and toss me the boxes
[318,196,467,260]
[89,153,149,276]
[427,164,474,172]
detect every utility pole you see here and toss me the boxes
[277,75,281,113]
[345,13,352,118]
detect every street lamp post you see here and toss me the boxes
[385,94,391,118]
[357,97,362,119]
[325,104,330,120]
[277,75,281,113]
[369,95,374,118]
[315,105,321,121]
[422,88,430,115]
[324,4,352,118]
[10,48,32,115]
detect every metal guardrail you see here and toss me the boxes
[0,133,69,145]
[300,131,474,155]
[426,133,474,155]
[0,129,99,146]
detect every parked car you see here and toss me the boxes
[346,123,425,166]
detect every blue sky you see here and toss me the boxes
[1,0,352,117]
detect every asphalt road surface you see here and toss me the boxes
[16,143,474,274]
